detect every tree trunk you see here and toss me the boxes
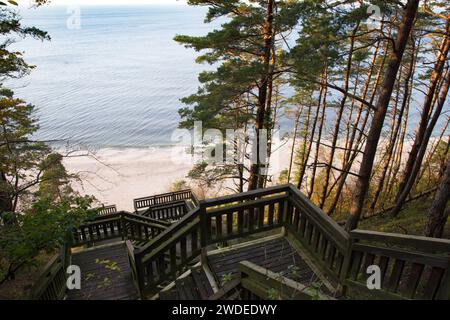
[309,71,327,199]
[369,39,416,212]
[424,153,450,238]
[345,0,420,231]
[0,172,14,224]
[319,23,359,209]
[326,35,387,216]
[288,108,301,183]
[391,59,450,217]
[393,20,450,210]
[297,96,318,190]
[248,0,275,191]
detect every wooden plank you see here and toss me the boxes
[201,185,289,207]
[238,209,244,234]
[227,212,233,236]
[403,263,424,299]
[378,256,390,284]
[348,251,363,280]
[180,238,187,263]
[352,244,449,269]
[215,216,222,240]
[268,203,274,226]
[387,259,405,292]
[436,267,450,300]
[350,230,450,253]
[421,267,444,300]
[345,279,407,300]
[258,205,264,229]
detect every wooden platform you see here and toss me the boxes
[66,242,137,300]
[208,237,319,286]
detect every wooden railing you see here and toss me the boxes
[97,205,117,216]
[132,184,450,300]
[134,185,290,296]
[126,240,140,296]
[28,245,71,300]
[134,189,197,212]
[72,211,169,247]
[344,230,450,300]
[143,200,189,221]
[202,191,287,246]
[134,207,203,297]
[284,187,350,285]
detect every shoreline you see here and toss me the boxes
[62,140,292,211]
[62,135,448,211]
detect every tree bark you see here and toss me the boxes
[369,39,416,212]
[0,172,12,209]
[288,108,301,184]
[248,0,275,191]
[309,71,328,199]
[424,153,450,238]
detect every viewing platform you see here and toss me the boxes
[28,186,450,300]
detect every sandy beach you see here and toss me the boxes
[63,134,446,211]
[63,138,293,211]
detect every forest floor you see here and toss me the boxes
[359,199,450,239]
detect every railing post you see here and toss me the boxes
[338,233,355,297]
[134,249,145,300]
[436,266,450,300]
[120,213,126,241]
[199,202,208,263]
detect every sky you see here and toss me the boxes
[18,0,187,6]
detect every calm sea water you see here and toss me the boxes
[9,5,215,148]
[9,5,440,150]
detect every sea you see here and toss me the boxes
[6,4,445,151]
[8,4,217,149]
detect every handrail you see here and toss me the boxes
[134,189,195,211]
[97,205,117,216]
[144,200,190,222]
[125,240,141,299]
[28,245,70,300]
[202,184,290,207]
[136,207,201,257]
[122,211,172,228]
[72,211,170,247]
[350,229,450,253]
[346,229,450,300]
[288,185,349,246]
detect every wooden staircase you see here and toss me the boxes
[29,186,450,300]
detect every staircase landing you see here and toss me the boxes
[67,242,137,300]
[159,235,332,300]
[208,236,319,286]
